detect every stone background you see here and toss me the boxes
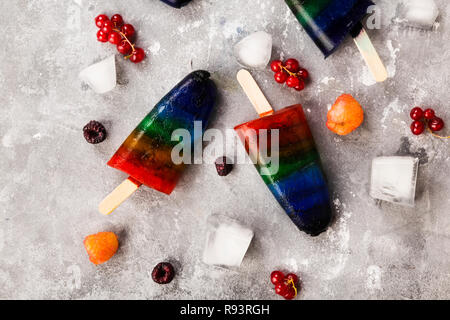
[0,0,449,299]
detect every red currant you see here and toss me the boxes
[283,287,296,300]
[101,20,114,35]
[130,48,146,63]
[411,120,425,135]
[410,107,423,121]
[285,58,300,73]
[111,14,124,27]
[95,14,109,28]
[297,68,309,79]
[121,24,135,38]
[429,117,444,132]
[286,76,300,88]
[108,32,122,45]
[275,283,288,295]
[424,108,435,120]
[274,71,288,84]
[117,40,132,55]
[270,60,283,73]
[294,80,305,92]
[285,273,299,284]
[270,271,284,285]
[96,30,109,43]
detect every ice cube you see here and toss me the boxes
[233,31,272,70]
[398,0,439,29]
[202,214,254,268]
[79,55,117,94]
[370,156,419,207]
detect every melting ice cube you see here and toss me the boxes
[370,156,419,207]
[233,31,272,70]
[79,55,117,94]
[202,214,254,268]
[398,0,439,29]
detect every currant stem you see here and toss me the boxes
[113,27,136,58]
[425,119,449,139]
[279,64,299,77]
[286,278,298,297]
[427,127,450,139]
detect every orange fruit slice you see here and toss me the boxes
[326,94,364,136]
[84,232,119,265]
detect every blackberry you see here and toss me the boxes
[152,262,175,284]
[215,156,233,176]
[83,120,107,144]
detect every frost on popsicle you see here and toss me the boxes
[233,31,273,70]
[202,214,254,268]
[79,55,117,94]
[397,0,439,29]
[370,156,419,207]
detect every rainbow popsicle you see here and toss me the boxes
[285,0,387,82]
[100,71,217,214]
[235,70,332,236]
[160,0,192,8]
[285,0,374,57]
[235,105,332,236]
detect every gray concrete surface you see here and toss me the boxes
[0,0,449,300]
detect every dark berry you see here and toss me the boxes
[270,271,284,285]
[83,121,107,144]
[410,107,423,121]
[270,60,283,73]
[429,117,444,132]
[215,156,233,176]
[424,108,435,120]
[410,120,425,135]
[284,58,300,73]
[152,262,175,284]
[274,71,288,84]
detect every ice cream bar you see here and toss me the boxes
[235,70,332,236]
[160,0,192,8]
[100,71,217,215]
[285,0,374,57]
[285,0,387,82]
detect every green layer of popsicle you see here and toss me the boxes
[136,115,193,146]
[286,0,332,25]
[257,148,320,185]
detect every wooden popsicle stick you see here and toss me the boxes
[236,69,273,167]
[237,69,274,117]
[99,177,142,215]
[353,27,388,83]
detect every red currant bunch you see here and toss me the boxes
[409,107,448,139]
[270,58,309,92]
[270,270,299,300]
[95,14,146,64]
